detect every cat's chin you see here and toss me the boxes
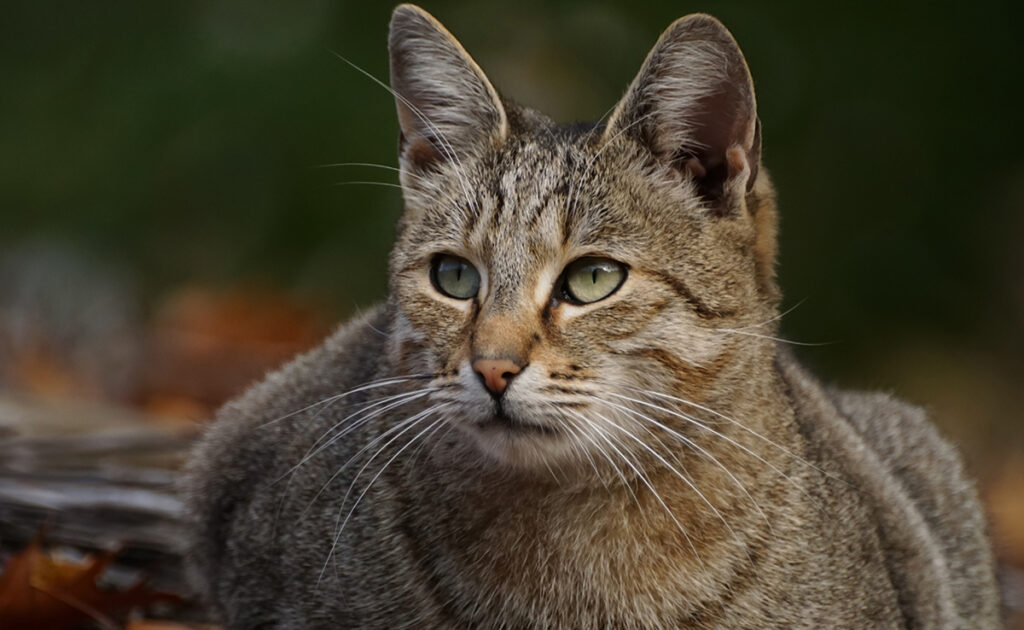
[475,410,560,436]
[458,411,575,469]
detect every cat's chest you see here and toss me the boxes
[392,461,741,627]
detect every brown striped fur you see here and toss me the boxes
[183,5,1000,628]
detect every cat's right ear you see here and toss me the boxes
[388,4,507,171]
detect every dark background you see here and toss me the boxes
[1,0,1022,585]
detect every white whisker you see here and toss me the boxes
[615,386,835,480]
[319,405,450,583]
[715,328,836,347]
[256,375,428,429]
[728,298,807,332]
[604,389,833,513]
[595,396,774,538]
[564,407,704,567]
[276,388,437,485]
[327,51,480,217]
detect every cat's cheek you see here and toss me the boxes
[395,277,478,352]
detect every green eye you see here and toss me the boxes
[562,257,627,304]
[430,254,481,299]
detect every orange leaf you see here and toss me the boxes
[0,532,180,630]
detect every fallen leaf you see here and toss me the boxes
[0,531,180,630]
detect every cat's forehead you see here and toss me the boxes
[475,126,634,231]
[468,130,619,257]
[399,119,701,291]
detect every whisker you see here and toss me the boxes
[595,396,774,537]
[276,388,437,485]
[318,162,445,194]
[603,390,834,512]
[567,110,658,215]
[597,406,756,566]
[318,405,450,583]
[546,403,607,487]
[317,161,402,171]
[564,407,704,567]
[728,298,807,332]
[563,100,624,219]
[407,411,451,469]
[256,375,429,429]
[327,51,477,211]
[715,328,837,347]
[301,403,440,519]
[613,386,836,481]
[331,180,404,191]
[562,408,641,506]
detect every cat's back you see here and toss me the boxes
[778,352,1000,627]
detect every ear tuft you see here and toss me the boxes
[388,4,507,171]
[604,14,760,206]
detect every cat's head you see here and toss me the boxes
[384,4,780,468]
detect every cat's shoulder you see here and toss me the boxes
[182,305,388,607]
[826,386,990,548]
[830,388,954,476]
[778,349,974,499]
[777,350,999,625]
[828,385,1000,624]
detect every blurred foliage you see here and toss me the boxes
[0,1,1021,446]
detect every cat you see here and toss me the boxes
[183,4,1001,628]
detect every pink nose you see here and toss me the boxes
[472,358,522,397]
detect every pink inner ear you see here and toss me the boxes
[404,135,445,170]
[686,83,752,164]
[726,146,748,179]
[684,157,707,179]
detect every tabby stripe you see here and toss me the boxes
[609,345,734,400]
[560,204,575,246]
[676,537,766,626]
[643,269,735,320]
[548,372,581,380]
[461,199,483,239]
[487,185,506,232]
[397,507,471,624]
[542,385,589,395]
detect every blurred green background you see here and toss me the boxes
[1,1,1021,471]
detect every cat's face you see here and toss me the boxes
[384,6,779,468]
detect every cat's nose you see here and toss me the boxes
[472,358,523,397]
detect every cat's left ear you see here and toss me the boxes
[604,14,760,207]
[388,4,508,171]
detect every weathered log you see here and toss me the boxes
[0,394,197,597]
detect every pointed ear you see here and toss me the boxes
[388,4,507,171]
[604,14,760,206]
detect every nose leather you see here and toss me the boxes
[472,358,522,397]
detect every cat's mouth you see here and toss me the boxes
[475,410,559,436]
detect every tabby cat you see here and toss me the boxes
[183,5,1000,628]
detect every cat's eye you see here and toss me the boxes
[561,257,627,304]
[430,254,481,300]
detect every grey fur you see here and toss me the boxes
[183,5,1000,628]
